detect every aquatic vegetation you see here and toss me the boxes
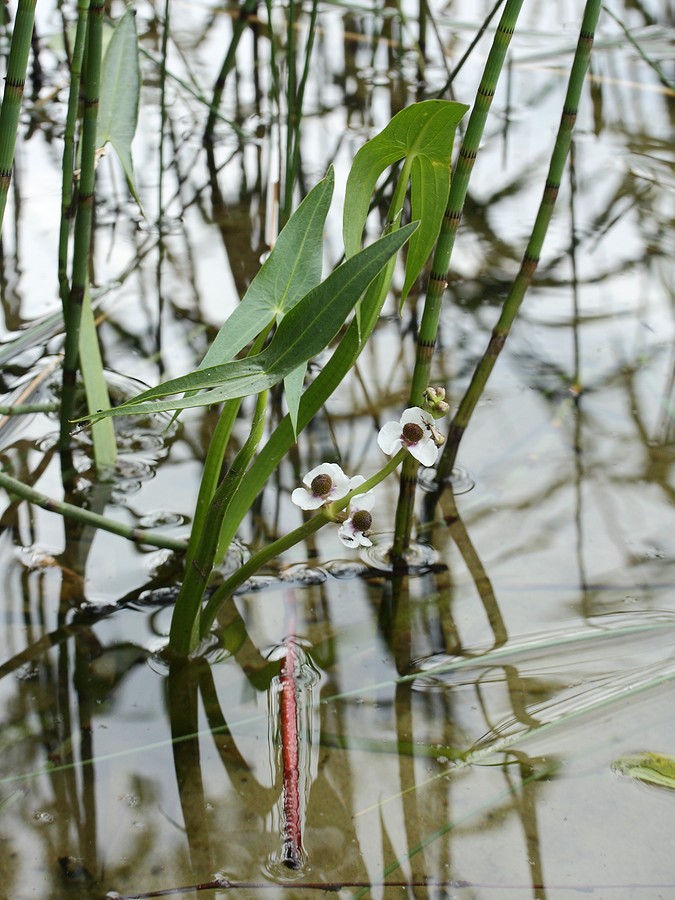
[0,0,672,895]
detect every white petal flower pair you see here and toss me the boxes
[291,462,376,549]
[291,463,364,511]
[377,406,442,467]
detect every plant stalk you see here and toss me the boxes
[198,448,408,645]
[391,0,526,558]
[0,469,188,551]
[436,0,602,480]
[59,0,105,450]
[0,0,37,230]
[169,390,269,657]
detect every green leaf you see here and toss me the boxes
[343,99,469,304]
[204,171,333,365]
[82,221,418,420]
[284,364,306,436]
[613,752,675,790]
[201,168,334,370]
[96,8,141,208]
[79,284,117,471]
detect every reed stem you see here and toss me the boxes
[436,0,602,479]
[58,0,90,308]
[391,0,526,559]
[0,0,38,230]
[59,0,105,450]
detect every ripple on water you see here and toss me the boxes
[417,464,475,495]
[362,533,439,573]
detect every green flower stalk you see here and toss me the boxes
[196,447,409,646]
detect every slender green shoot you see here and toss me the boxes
[0,468,187,552]
[59,0,106,451]
[436,0,603,480]
[391,0,526,558]
[0,0,37,230]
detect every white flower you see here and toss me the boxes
[377,406,441,467]
[292,463,364,510]
[338,492,375,548]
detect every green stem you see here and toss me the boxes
[0,403,59,415]
[58,0,90,309]
[391,0,526,558]
[59,0,105,450]
[0,0,37,231]
[198,448,408,644]
[436,0,602,480]
[170,390,270,657]
[0,469,188,552]
[283,0,319,224]
[184,327,270,576]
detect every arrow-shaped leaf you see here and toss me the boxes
[82,221,418,421]
[343,99,468,304]
[96,8,141,208]
[201,168,334,370]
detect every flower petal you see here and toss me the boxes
[338,522,373,548]
[377,421,403,456]
[409,437,438,467]
[291,487,325,509]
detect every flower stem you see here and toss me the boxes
[198,448,407,642]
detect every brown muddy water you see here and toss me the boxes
[0,0,673,898]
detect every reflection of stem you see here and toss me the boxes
[280,635,302,868]
[436,0,603,480]
[168,660,213,875]
[436,489,507,648]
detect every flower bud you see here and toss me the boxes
[423,386,450,419]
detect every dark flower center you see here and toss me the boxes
[311,473,333,496]
[402,422,424,444]
[351,510,372,533]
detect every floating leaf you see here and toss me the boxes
[343,99,469,304]
[96,8,141,207]
[613,752,675,790]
